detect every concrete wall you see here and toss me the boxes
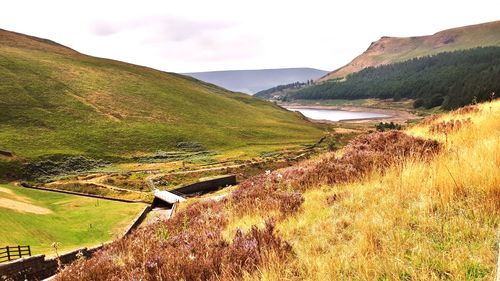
[172,175,236,196]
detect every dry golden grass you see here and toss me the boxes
[236,101,500,280]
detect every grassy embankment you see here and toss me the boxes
[0,183,145,255]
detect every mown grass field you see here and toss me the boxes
[0,183,145,255]
[0,29,326,178]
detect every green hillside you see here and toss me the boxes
[294,47,500,109]
[320,20,500,81]
[0,29,324,174]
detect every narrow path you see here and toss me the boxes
[87,175,149,194]
[47,175,148,195]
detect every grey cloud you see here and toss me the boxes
[90,22,120,36]
[89,16,233,40]
[159,18,232,42]
[138,16,235,43]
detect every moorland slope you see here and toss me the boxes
[320,20,500,81]
[0,29,324,174]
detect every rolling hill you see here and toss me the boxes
[0,29,324,176]
[183,68,327,94]
[320,20,500,81]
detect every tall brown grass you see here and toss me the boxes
[244,100,500,280]
[230,131,440,218]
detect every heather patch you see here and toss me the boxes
[230,131,440,215]
[56,200,293,281]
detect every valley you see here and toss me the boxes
[0,28,341,263]
[0,13,499,281]
[183,68,327,94]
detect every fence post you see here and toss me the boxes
[6,246,10,261]
[28,245,31,256]
[18,245,21,258]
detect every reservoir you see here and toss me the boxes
[286,107,389,121]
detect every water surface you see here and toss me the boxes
[286,107,388,121]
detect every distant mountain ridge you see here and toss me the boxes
[320,20,500,81]
[183,68,328,94]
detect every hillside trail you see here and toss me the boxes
[86,175,149,194]
[143,150,313,191]
[46,175,148,195]
[143,162,254,191]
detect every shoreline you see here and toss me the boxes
[281,104,420,123]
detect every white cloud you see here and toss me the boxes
[1,0,499,72]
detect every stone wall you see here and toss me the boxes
[0,246,103,281]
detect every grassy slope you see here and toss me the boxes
[0,29,324,161]
[229,101,499,280]
[0,183,145,255]
[321,20,500,81]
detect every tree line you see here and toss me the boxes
[292,47,500,109]
[255,80,314,98]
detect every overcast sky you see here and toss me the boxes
[1,0,499,73]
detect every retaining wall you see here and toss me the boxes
[122,206,152,236]
[172,175,236,195]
